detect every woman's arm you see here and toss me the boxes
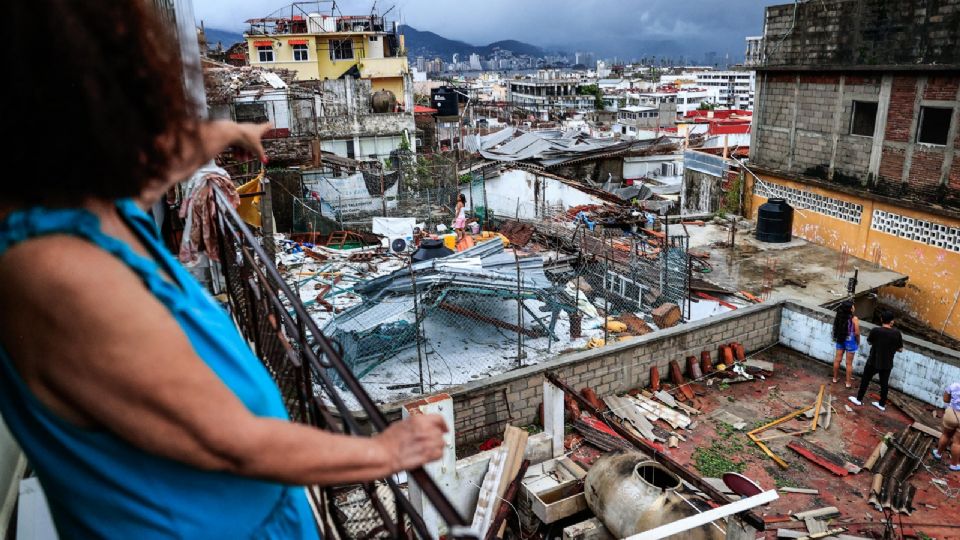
[139,121,273,207]
[947,391,954,404]
[853,317,861,340]
[0,237,445,485]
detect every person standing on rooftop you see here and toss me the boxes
[831,300,860,388]
[932,382,960,471]
[0,2,445,538]
[848,310,902,411]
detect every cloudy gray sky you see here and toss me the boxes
[195,0,767,59]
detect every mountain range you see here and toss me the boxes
[399,24,545,60]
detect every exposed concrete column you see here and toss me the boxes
[868,74,894,181]
[939,83,960,186]
[901,77,927,185]
[827,75,846,180]
[786,75,800,171]
[404,394,457,540]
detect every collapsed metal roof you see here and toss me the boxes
[469,128,681,170]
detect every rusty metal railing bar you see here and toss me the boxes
[213,186,473,538]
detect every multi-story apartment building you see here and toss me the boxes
[695,71,756,110]
[507,73,595,120]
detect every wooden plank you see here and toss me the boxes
[823,395,833,430]
[749,406,814,436]
[604,396,659,441]
[911,422,942,439]
[804,517,826,534]
[779,487,819,495]
[623,490,779,540]
[792,507,839,520]
[811,384,825,432]
[629,394,692,430]
[757,429,811,442]
[787,441,850,477]
[749,433,789,469]
[800,529,848,540]
[472,446,508,537]
[495,426,528,537]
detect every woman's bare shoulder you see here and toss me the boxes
[0,235,145,316]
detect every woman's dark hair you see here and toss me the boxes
[832,301,854,343]
[458,194,466,204]
[8,1,198,206]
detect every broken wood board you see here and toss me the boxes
[471,446,508,537]
[792,506,840,520]
[628,394,691,430]
[787,440,854,476]
[756,429,811,442]
[811,384,826,432]
[910,422,942,439]
[804,517,827,535]
[603,395,660,442]
[887,393,939,429]
[494,426,528,537]
[706,409,747,430]
[779,487,819,495]
[823,395,833,430]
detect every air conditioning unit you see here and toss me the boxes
[383,236,411,253]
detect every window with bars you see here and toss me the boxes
[257,45,274,62]
[292,44,309,61]
[330,39,354,61]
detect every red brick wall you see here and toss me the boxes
[845,75,880,86]
[798,74,841,85]
[879,146,906,181]
[884,76,918,142]
[924,76,960,100]
[910,148,946,192]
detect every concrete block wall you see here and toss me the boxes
[760,0,960,69]
[754,70,960,208]
[398,303,783,447]
[779,301,960,406]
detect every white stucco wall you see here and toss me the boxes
[779,302,960,407]
[461,169,612,220]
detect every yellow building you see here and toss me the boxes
[244,13,409,105]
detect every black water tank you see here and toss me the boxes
[755,198,794,243]
[431,87,460,117]
[411,238,454,261]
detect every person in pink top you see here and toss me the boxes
[932,381,960,471]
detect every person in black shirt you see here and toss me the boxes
[849,310,903,411]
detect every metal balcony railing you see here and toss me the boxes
[211,186,473,539]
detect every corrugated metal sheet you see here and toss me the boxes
[684,150,726,177]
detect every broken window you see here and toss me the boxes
[917,106,953,145]
[850,101,878,136]
[257,45,274,63]
[330,39,354,61]
[292,44,309,61]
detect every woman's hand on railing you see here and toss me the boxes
[375,414,448,473]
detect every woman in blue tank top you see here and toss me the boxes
[0,2,445,538]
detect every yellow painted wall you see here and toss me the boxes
[749,173,960,339]
[370,77,405,102]
[247,35,377,81]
